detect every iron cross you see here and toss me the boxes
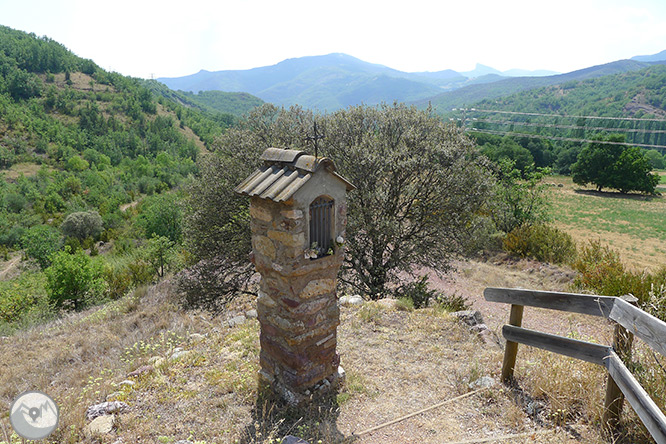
[305,121,324,158]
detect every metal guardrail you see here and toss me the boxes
[484,287,666,444]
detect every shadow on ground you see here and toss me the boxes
[574,189,658,201]
[240,386,351,444]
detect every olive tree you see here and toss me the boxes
[321,104,493,297]
[181,104,493,303]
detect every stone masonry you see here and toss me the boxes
[236,148,354,405]
[251,196,345,404]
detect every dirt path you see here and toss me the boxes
[0,254,21,281]
[424,258,614,344]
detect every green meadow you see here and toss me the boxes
[549,175,666,271]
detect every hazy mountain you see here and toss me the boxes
[632,49,666,62]
[461,64,503,78]
[158,53,457,110]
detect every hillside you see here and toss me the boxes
[0,25,230,333]
[464,64,666,149]
[142,80,264,117]
[421,59,664,113]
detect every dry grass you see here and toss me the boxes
[0,162,49,181]
[548,175,666,272]
[0,268,614,444]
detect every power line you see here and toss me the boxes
[471,119,666,134]
[462,108,666,123]
[466,128,666,151]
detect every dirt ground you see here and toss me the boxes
[0,259,630,443]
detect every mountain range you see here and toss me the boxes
[157,53,560,111]
[157,51,666,112]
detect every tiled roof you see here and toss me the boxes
[235,148,354,202]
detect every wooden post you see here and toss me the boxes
[603,294,639,429]
[501,304,524,383]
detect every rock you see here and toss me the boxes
[245,309,258,319]
[339,295,364,306]
[469,376,496,389]
[175,441,194,444]
[127,365,153,378]
[84,415,115,436]
[86,401,129,420]
[105,392,122,401]
[451,310,484,327]
[227,315,246,328]
[189,333,205,341]
[171,350,190,360]
[337,365,346,384]
[282,435,309,444]
[300,279,336,299]
[470,323,489,334]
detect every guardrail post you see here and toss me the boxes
[501,304,524,383]
[603,294,639,430]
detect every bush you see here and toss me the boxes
[396,275,437,309]
[503,224,577,264]
[572,240,666,306]
[0,272,49,323]
[435,293,471,312]
[395,275,470,311]
[21,224,62,269]
[61,211,103,240]
[45,247,107,310]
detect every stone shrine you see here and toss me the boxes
[235,147,354,404]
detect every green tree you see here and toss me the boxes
[645,149,666,170]
[489,159,550,233]
[146,235,176,278]
[183,104,493,300]
[613,147,660,194]
[139,193,182,243]
[45,247,106,310]
[571,134,659,194]
[481,137,535,174]
[21,225,62,268]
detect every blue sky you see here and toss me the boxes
[2,0,666,79]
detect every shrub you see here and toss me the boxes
[503,224,577,264]
[60,211,103,240]
[435,293,471,312]
[21,224,62,269]
[45,247,107,310]
[572,240,666,306]
[0,272,48,323]
[396,275,437,309]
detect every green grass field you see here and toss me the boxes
[549,175,666,271]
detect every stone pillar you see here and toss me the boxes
[250,196,345,404]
